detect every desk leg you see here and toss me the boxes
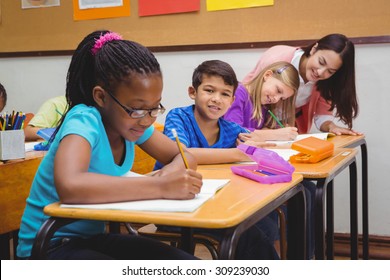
[218,185,306,260]
[11,230,19,259]
[349,161,358,259]
[108,222,121,234]
[30,217,76,260]
[348,140,369,259]
[314,178,327,260]
[360,143,369,259]
[326,181,334,259]
[0,233,10,259]
[287,186,306,260]
[218,227,241,259]
[180,227,195,255]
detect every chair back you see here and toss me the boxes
[0,157,42,234]
[24,113,34,127]
[131,123,164,175]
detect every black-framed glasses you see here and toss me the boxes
[106,90,166,119]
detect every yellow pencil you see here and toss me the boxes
[171,128,189,169]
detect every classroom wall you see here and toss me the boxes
[1,43,389,237]
[0,0,389,52]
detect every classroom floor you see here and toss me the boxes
[194,242,390,260]
[5,229,390,260]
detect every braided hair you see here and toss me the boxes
[66,30,161,109]
[51,30,161,141]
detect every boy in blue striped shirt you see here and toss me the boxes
[155,60,280,259]
[157,60,274,167]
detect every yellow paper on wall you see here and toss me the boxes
[207,0,273,11]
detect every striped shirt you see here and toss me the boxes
[155,105,247,169]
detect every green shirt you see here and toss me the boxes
[28,96,67,128]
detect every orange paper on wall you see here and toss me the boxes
[73,0,130,21]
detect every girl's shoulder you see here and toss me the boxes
[234,84,251,103]
[62,104,102,132]
[66,104,100,119]
[235,84,248,96]
[166,105,194,119]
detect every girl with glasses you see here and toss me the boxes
[17,30,201,260]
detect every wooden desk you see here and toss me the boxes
[183,146,359,260]
[30,170,305,260]
[328,135,369,259]
[0,151,45,259]
[293,147,358,260]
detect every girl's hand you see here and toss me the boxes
[239,127,298,142]
[158,168,203,200]
[269,127,298,140]
[327,123,363,136]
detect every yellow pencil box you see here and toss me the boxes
[289,136,334,163]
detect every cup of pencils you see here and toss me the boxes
[0,112,26,160]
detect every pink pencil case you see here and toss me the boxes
[231,144,295,184]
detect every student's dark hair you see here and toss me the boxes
[0,82,7,109]
[302,33,358,128]
[192,60,238,92]
[51,30,161,141]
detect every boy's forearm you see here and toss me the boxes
[24,125,43,141]
[189,148,249,164]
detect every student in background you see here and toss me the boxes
[156,60,279,259]
[24,95,67,141]
[224,61,299,142]
[17,30,202,260]
[0,82,7,112]
[243,33,362,135]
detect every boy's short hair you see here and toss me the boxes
[0,82,7,109]
[192,60,238,93]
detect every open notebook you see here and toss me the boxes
[25,141,41,152]
[266,132,334,146]
[61,171,229,212]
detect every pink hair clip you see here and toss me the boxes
[91,32,123,55]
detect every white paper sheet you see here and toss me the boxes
[61,179,230,212]
[266,132,334,146]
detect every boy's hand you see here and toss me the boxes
[236,139,276,149]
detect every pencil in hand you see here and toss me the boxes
[172,128,189,169]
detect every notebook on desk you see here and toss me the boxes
[61,172,230,212]
[25,141,42,152]
[266,132,335,146]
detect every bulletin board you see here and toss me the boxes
[0,0,389,53]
